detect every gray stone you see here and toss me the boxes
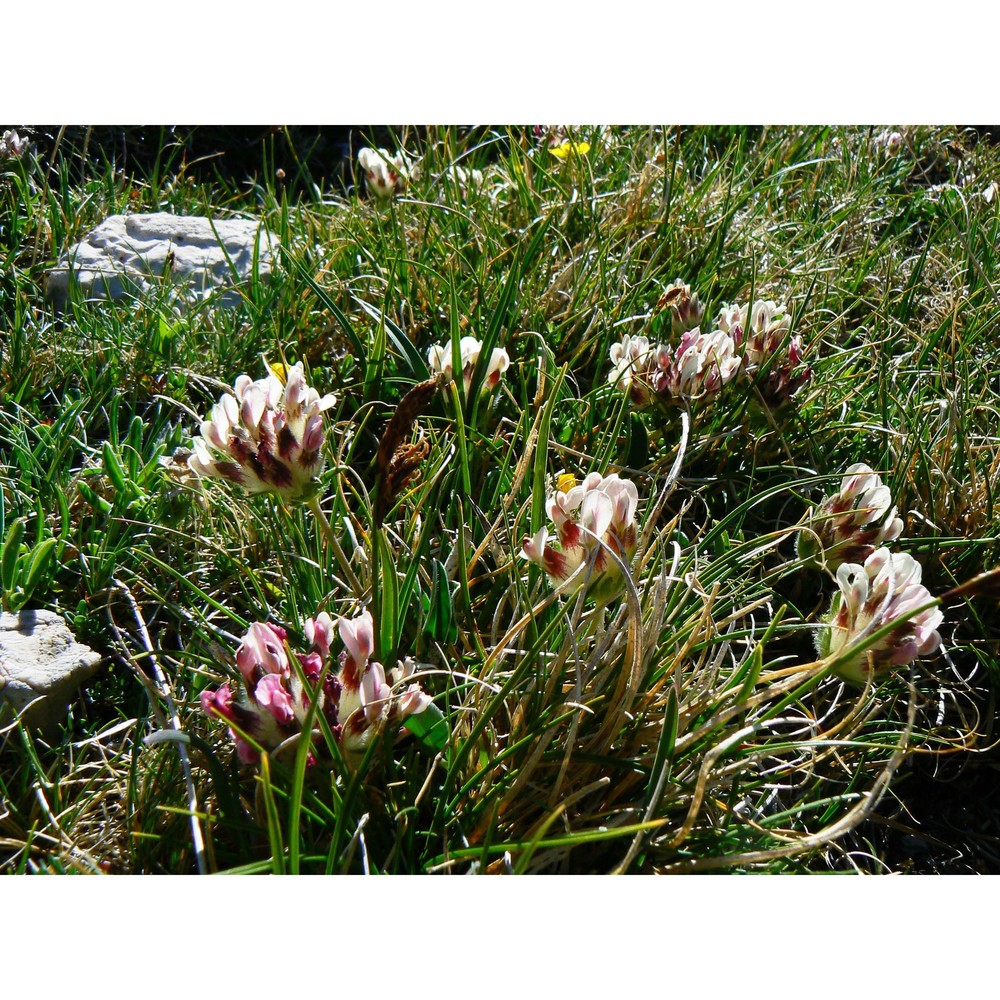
[46,212,279,307]
[0,610,102,734]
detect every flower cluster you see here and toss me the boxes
[654,328,741,401]
[521,472,639,602]
[797,463,904,569]
[445,164,484,195]
[188,362,337,501]
[716,298,810,406]
[873,129,904,157]
[357,146,420,199]
[655,279,704,338]
[608,289,810,410]
[0,130,28,161]
[608,334,657,407]
[817,548,943,684]
[427,336,510,396]
[201,611,432,763]
[607,327,740,405]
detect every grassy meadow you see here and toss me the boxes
[2,124,999,874]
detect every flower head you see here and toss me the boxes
[549,140,591,160]
[187,362,336,501]
[427,336,509,396]
[521,472,639,601]
[873,130,904,157]
[201,610,432,764]
[655,280,704,337]
[445,164,484,196]
[0,130,28,161]
[357,146,420,199]
[651,327,741,402]
[817,548,943,684]
[798,463,904,569]
[608,334,657,407]
[717,298,811,406]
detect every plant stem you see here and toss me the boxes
[307,493,364,597]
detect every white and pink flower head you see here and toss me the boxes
[798,463,904,569]
[817,547,943,685]
[521,471,640,602]
[716,298,811,406]
[201,608,432,764]
[187,362,337,501]
[357,146,420,199]
[427,336,510,397]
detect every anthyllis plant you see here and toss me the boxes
[520,471,639,603]
[607,287,810,410]
[200,611,432,764]
[10,126,1000,877]
[797,463,904,570]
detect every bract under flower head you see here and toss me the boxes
[798,463,904,569]
[357,146,420,199]
[187,361,336,501]
[521,471,639,602]
[200,610,432,764]
[427,336,509,396]
[817,548,943,684]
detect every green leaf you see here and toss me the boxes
[627,412,649,470]
[403,703,449,753]
[2,516,26,594]
[373,529,399,662]
[102,440,129,498]
[426,558,457,644]
[22,537,58,598]
[77,481,112,515]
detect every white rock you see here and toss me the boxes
[0,610,102,733]
[46,212,279,307]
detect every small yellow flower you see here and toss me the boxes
[556,473,577,493]
[265,357,290,385]
[549,140,591,161]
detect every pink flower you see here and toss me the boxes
[817,548,944,684]
[427,336,510,396]
[393,658,435,717]
[521,472,639,601]
[649,329,741,403]
[235,622,289,682]
[188,362,337,500]
[338,609,375,673]
[304,611,336,661]
[798,463,904,569]
[201,609,434,764]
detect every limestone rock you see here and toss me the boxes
[0,610,102,733]
[46,212,279,307]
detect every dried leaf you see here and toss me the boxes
[373,377,439,526]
